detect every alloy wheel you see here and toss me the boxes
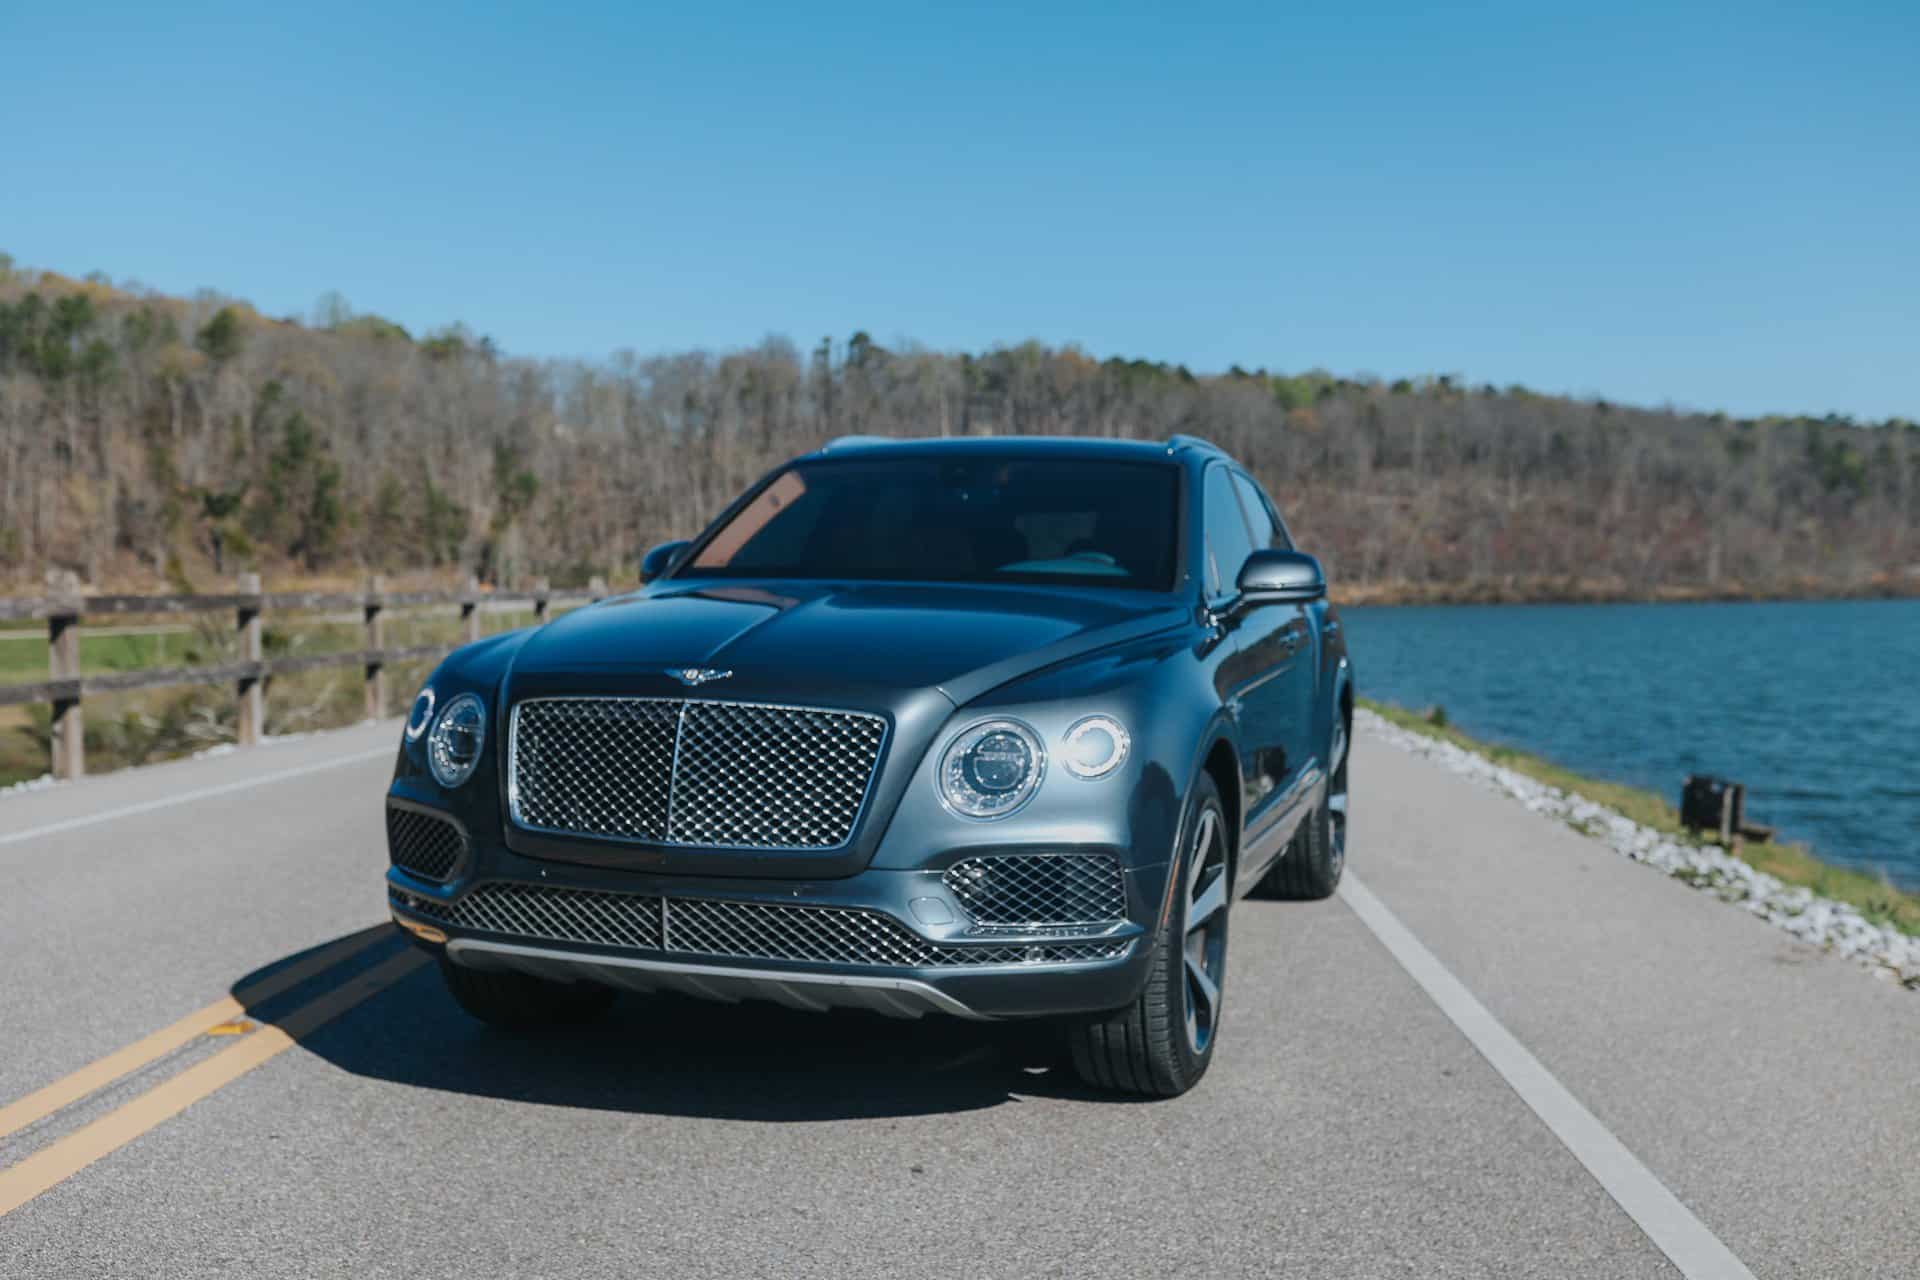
[1327,714,1349,877]
[1183,805,1230,1055]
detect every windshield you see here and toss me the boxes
[683,455,1181,590]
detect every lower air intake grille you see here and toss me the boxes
[666,898,936,966]
[386,806,466,882]
[944,853,1127,931]
[445,883,664,951]
[392,884,1130,969]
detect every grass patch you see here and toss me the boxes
[0,629,194,681]
[1360,696,1920,938]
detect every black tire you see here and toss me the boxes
[1066,772,1230,1097]
[438,956,616,1029]
[1257,710,1349,901]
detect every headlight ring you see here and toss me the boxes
[938,718,1045,820]
[427,692,487,788]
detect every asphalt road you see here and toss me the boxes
[1,721,1914,1278]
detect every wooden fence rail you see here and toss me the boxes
[2,573,607,780]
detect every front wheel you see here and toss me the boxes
[1066,772,1230,1097]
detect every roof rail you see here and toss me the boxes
[1166,433,1228,457]
[820,434,895,451]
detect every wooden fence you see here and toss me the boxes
[1,573,606,780]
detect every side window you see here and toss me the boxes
[1203,466,1256,597]
[1230,471,1291,551]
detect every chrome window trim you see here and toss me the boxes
[1202,460,1259,605]
[506,694,891,852]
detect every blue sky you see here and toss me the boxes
[2,1,1914,419]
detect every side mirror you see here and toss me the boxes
[1235,549,1325,606]
[639,539,691,584]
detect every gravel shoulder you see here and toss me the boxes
[1360,708,1920,987]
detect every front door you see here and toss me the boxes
[1220,469,1318,868]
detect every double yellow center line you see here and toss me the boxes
[0,923,427,1217]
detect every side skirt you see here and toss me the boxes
[1235,769,1328,897]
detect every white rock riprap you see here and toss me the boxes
[1356,708,1920,992]
[0,771,58,798]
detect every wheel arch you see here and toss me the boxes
[1199,733,1242,887]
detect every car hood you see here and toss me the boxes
[503,581,1186,709]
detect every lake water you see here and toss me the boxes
[1342,600,1920,891]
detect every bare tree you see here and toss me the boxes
[0,262,1914,599]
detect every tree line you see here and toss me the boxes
[2,254,1914,602]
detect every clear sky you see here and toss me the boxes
[2,1,1914,420]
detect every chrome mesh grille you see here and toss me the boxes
[944,853,1127,930]
[386,806,465,882]
[667,898,937,966]
[509,697,886,849]
[444,883,664,951]
[510,699,679,840]
[393,885,1131,969]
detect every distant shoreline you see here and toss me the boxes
[1333,579,1920,608]
[6,566,1918,611]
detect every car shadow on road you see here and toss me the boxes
[234,927,1129,1121]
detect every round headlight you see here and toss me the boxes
[404,686,436,742]
[427,693,487,788]
[1062,715,1130,779]
[938,718,1045,819]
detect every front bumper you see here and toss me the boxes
[387,853,1162,1021]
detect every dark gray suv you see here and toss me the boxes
[386,434,1353,1096]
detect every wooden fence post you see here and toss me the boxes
[364,575,387,720]
[47,572,83,780]
[236,572,264,746]
[461,574,482,644]
[0,579,605,779]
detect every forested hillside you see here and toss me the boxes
[2,255,1914,601]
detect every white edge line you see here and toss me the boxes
[1338,870,1758,1280]
[0,745,395,848]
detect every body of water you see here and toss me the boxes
[1342,599,1920,891]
